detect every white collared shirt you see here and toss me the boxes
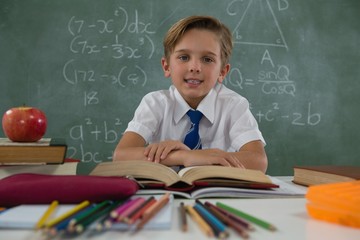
[125,84,265,152]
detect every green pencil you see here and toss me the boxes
[75,201,119,233]
[68,200,111,230]
[216,202,277,231]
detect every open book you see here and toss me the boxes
[136,177,306,199]
[90,160,279,191]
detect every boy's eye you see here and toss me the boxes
[178,55,189,61]
[203,57,214,63]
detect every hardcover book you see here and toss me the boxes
[293,165,360,186]
[0,138,67,165]
[89,160,279,191]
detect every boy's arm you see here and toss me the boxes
[230,140,268,172]
[160,140,268,173]
[113,132,267,173]
[113,132,148,161]
[113,131,191,162]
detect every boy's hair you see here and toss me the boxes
[163,15,233,68]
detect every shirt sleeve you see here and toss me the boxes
[125,92,164,144]
[228,97,266,151]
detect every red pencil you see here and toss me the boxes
[136,193,171,230]
[117,197,145,222]
[126,197,156,224]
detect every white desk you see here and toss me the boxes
[1,178,359,240]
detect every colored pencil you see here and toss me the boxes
[205,201,254,230]
[67,200,111,232]
[95,201,126,231]
[95,214,112,232]
[179,202,187,232]
[136,193,170,230]
[196,200,227,232]
[126,196,156,224]
[101,216,118,230]
[35,200,59,229]
[110,198,133,219]
[44,201,90,228]
[117,197,145,222]
[48,205,93,236]
[204,201,249,238]
[123,196,154,223]
[216,202,277,231]
[185,205,214,237]
[193,203,228,239]
[75,202,118,233]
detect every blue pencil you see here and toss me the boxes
[194,202,228,238]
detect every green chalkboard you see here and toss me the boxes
[1,0,359,175]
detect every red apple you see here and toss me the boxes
[2,106,47,142]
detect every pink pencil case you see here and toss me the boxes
[0,173,138,207]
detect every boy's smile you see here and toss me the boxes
[162,28,230,109]
[184,78,202,87]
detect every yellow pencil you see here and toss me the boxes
[44,200,90,228]
[35,200,59,229]
[185,205,214,237]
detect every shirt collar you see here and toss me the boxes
[173,84,219,124]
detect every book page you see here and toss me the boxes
[0,138,52,146]
[0,162,79,180]
[91,161,182,186]
[177,166,198,177]
[190,177,307,198]
[136,189,191,199]
[179,165,273,184]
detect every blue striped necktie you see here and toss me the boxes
[183,110,203,150]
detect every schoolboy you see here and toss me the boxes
[113,16,268,172]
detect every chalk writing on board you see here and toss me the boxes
[226,64,296,97]
[229,0,288,50]
[258,65,295,97]
[224,0,321,129]
[63,59,148,89]
[67,118,123,162]
[67,143,112,163]
[63,5,156,161]
[68,34,154,59]
[254,102,321,126]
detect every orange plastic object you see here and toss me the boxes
[306,180,360,228]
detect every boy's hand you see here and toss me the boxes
[144,140,190,163]
[182,149,245,168]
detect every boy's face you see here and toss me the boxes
[162,29,230,109]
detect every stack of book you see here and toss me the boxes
[0,138,67,165]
